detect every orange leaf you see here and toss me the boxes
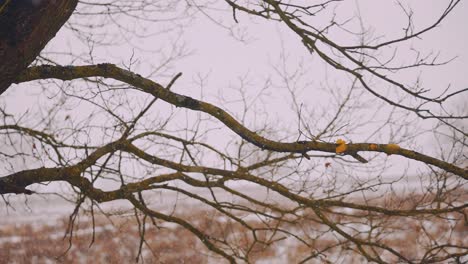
[336,143,347,154]
[336,139,346,145]
[335,139,347,154]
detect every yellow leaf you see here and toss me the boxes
[386,143,400,154]
[336,139,346,145]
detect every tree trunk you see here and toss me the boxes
[0,0,78,95]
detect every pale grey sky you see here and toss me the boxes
[1,1,466,191]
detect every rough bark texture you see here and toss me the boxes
[0,0,78,95]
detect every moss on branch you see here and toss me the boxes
[15,64,468,179]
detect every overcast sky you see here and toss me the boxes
[1,0,467,190]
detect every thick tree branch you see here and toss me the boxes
[15,64,468,179]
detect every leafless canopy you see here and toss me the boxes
[0,0,466,263]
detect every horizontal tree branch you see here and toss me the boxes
[1,137,466,218]
[15,64,467,179]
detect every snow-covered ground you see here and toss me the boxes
[1,180,466,263]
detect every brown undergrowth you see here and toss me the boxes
[0,192,466,263]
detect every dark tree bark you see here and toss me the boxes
[0,0,78,95]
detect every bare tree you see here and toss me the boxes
[0,1,466,263]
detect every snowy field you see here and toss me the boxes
[1,180,466,263]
